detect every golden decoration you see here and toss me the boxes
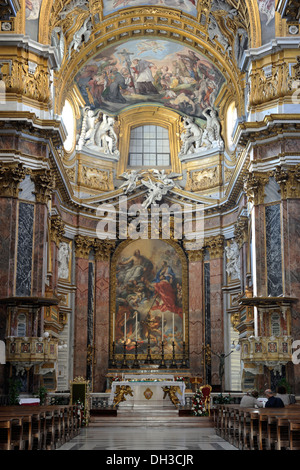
[243,171,271,206]
[234,216,248,249]
[205,234,224,259]
[0,163,27,197]
[274,164,300,200]
[31,169,55,204]
[50,214,65,247]
[113,385,133,407]
[162,385,181,408]
[143,387,153,401]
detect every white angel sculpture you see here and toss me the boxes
[119,170,142,194]
[141,178,167,208]
[151,169,181,188]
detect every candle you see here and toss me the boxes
[124,313,126,343]
[172,313,174,342]
[135,312,138,342]
[183,313,185,342]
[113,312,115,342]
[162,313,164,342]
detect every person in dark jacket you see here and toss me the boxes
[264,389,285,408]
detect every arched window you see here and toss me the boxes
[61,100,76,153]
[17,314,27,337]
[129,125,170,167]
[271,312,280,336]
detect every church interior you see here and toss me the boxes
[0,0,300,451]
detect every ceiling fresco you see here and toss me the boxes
[103,0,198,17]
[74,38,226,119]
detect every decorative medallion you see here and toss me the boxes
[144,387,153,400]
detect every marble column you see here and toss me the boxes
[187,249,205,377]
[93,240,114,392]
[73,236,92,380]
[0,164,26,298]
[206,235,224,390]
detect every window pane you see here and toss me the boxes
[129,125,170,167]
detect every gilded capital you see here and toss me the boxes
[74,235,93,259]
[234,216,248,249]
[0,163,26,197]
[93,239,116,261]
[205,234,224,259]
[50,214,65,247]
[243,171,270,205]
[274,165,300,200]
[32,169,55,204]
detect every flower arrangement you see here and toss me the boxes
[111,376,121,382]
[175,376,185,382]
[191,389,209,416]
[213,393,232,404]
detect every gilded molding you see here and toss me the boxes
[230,312,240,331]
[0,162,26,197]
[186,247,204,262]
[249,61,291,108]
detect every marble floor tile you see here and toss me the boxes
[57,426,238,451]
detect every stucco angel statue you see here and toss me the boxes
[119,170,142,194]
[141,177,169,208]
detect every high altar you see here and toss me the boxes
[108,374,186,409]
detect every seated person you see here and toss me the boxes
[276,385,291,406]
[264,389,285,408]
[240,390,263,408]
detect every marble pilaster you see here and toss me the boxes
[187,249,204,377]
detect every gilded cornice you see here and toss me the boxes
[0,162,26,197]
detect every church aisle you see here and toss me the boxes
[57,425,237,451]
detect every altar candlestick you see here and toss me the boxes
[162,313,164,342]
[183,313,185,342]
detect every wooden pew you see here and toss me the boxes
[0,404,80,450]
[288,420,300,450]
[0,415,25,450]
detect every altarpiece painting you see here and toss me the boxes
[111,239,187,361]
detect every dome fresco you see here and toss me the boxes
[74,39,226,119]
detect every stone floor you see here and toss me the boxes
[57,425,237,451]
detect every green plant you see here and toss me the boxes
[8,378,22,405]
[213,393,233,404]
[36,386,48,405]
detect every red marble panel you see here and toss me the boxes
[253,205,267,297]
[188,260,204,375]
[73,257,90,378]
[93,259,110,392]
[0,198,18,297]
[209,257,224,387]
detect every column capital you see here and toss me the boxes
[50,214,65,247]
[93,239,116,261]
[0,162,26,197]
[243,171,271,205]
[234,215,248,249]
[32,169,55,204]
[205,234,224,259]
[74,235,93,259]
[274,164,300,199]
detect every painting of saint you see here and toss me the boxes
[74,39,225,120]
[103,0,197,17]
[112,240,186,358]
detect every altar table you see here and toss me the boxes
[108,380,186,409]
